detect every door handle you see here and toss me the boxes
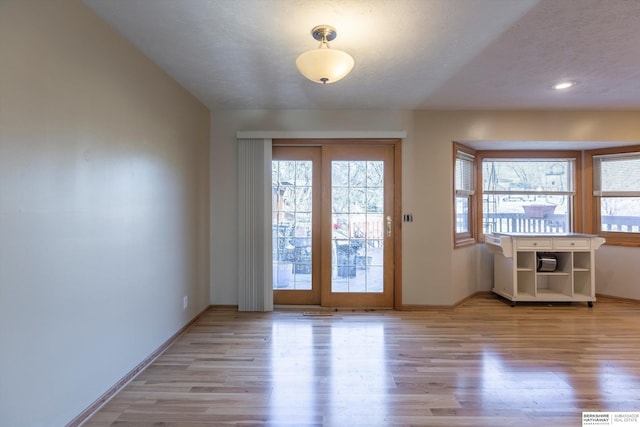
[386,216,392,237]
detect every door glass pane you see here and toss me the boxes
[272,160,312,290]
[331,161,384,293]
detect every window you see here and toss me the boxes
[588,147,640,246]
[454,144,476,247]
[477,151,581,239]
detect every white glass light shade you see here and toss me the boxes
[295,47,355,84]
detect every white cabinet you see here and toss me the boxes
[485,233,605,307]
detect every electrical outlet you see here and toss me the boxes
[183,295,188,310]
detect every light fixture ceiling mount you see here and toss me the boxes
[310,24,338,43]
[295,25,355,85]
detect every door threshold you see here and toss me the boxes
[274,305,394,312]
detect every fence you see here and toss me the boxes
[460,213,640,235]
[484,213,568,234]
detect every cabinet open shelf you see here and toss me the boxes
[536,289,572,298]
[516,291,536,298]
[574,252,591,270]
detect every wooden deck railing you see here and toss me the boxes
[458,213,640,234]
[483,213,568,234]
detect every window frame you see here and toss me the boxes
[475,150,583,243]
[585,145,640,247]
[453,143,476,248]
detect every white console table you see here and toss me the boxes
[485,233,605,307]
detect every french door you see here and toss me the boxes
[272,146,321,305]
[272,142,396,307]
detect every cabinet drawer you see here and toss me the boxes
[553,238,589,249]
[515,238,552,250]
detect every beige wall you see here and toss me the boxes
[209,110,415,304]
[211,110,640,308]
[0,1,210,425]
[424,111,640,303]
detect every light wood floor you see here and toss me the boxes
[84,294,640,426]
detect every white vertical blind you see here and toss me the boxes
[237,138,273,311]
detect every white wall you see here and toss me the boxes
[211,110,640,308]
[0,2,210,425]
[596,246,640,300]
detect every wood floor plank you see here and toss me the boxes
[82,295,640,426]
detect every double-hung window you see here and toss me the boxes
[454,145,476,247]
[453,143,640,247]
[478,152,579,238]
[589,148,640,245]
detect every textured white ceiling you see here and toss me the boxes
[84,0,640,111]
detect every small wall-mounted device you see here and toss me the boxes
[402,214,414,222]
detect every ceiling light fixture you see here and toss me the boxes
[295,25,355,84]
[553,80,576,90]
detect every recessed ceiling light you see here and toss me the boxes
[553,81,576,90]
